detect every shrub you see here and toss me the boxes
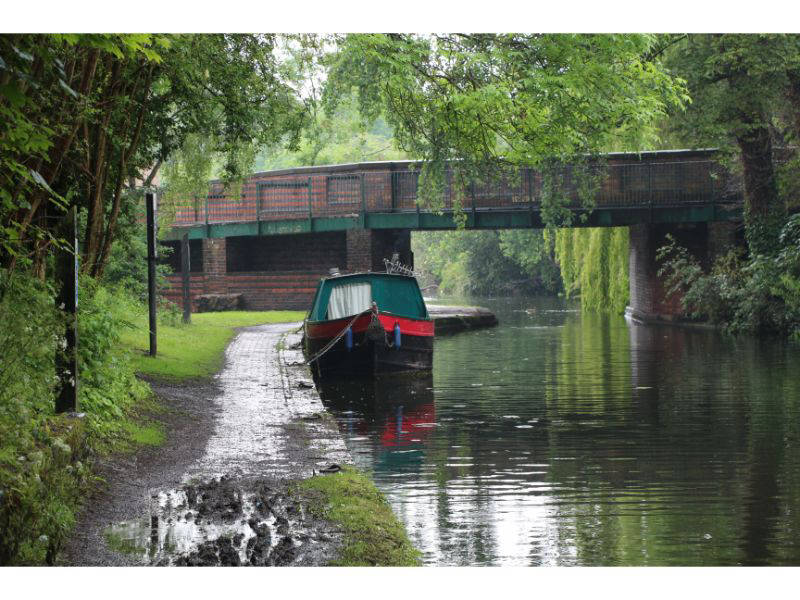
[76,277,149,445]
[0,271,78,564]
[657,215,800,338]
[0,270,149,564]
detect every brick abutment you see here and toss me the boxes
[626,221,741,323]
[162,229,412,311]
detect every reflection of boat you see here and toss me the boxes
[316,373,436,448]
[381,401,436,448]
[303,272,433,378]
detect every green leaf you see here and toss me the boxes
[0,83,26,108]
[28,169,57,199]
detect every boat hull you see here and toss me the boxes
[304,313,433,377]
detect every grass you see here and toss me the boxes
[120,421,166,447]
[297,466,421,566]
[119,310,306,380]
[103,527,146,556]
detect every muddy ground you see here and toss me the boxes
[62,323,351,566]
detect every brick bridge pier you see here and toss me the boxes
[626,221,740,322]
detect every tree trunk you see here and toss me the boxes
[94,64,154,278]
[143,158,163,188]
[11,48,100,251]
[786,69,800,142]
[736,114,785,256]
[83,57,120,272]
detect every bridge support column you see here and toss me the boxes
[202,237,228,295]
[346,229,411,273]
[626,222,739,323]
[708,221,739,261]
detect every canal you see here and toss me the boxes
[317,296,800,566]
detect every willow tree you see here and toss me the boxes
[323,34,688,225]
[555,228,629,314]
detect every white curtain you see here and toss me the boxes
[327,283,372,319]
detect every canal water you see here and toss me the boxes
[317,296,800,566]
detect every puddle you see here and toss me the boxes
[104,474,340,566]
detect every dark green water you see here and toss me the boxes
[317,297,800,566]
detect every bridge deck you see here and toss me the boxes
[166,149,743,240]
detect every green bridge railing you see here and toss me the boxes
[169,149,744,234]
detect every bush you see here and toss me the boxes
[657,215,800,338]
[0,271,75,564]
[0,270,149,564]
[77,277,149,444]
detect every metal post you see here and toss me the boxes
[205,194,210,238]
[308,176,313,231]
[415,171,421,228]
[470,181,477,228]
[360,174,366,229]
[709,161,716,205]
[181,233,191,324]
[527,168,535,226]
[390,167,397,212]
[256,183,262,235]
[55,205,78,413]
[146,192,157,356]
[648,162,653,223]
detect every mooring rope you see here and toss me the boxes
[304,308,374,365]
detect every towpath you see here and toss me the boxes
[63,322,350,566]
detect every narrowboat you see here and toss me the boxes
[303,272,434,377]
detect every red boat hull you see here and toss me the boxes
[304,312,433,377]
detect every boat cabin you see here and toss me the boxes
[307,272,429,322]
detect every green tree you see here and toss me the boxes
[664,34,800,256]
[1,34,163,277]
[412,230,559,297]
[157,34,307,226]
[324,34,687,224]
[497,230,562,294]
[253,91,407,171]
[1,34,307,280]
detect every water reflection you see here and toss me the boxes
[319,297,800,566]
[317,374,436,476]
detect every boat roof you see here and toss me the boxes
[321,271,417,282]
[308,271,428,321]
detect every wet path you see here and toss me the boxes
[186,322,349,481]
[63,322,350,566]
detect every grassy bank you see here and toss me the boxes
[120,310,306,379]
[297,466,421,566]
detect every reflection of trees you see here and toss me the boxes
[736,339,798,565]
[544,316,800,565]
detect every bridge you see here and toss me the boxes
[161,149,744,322]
